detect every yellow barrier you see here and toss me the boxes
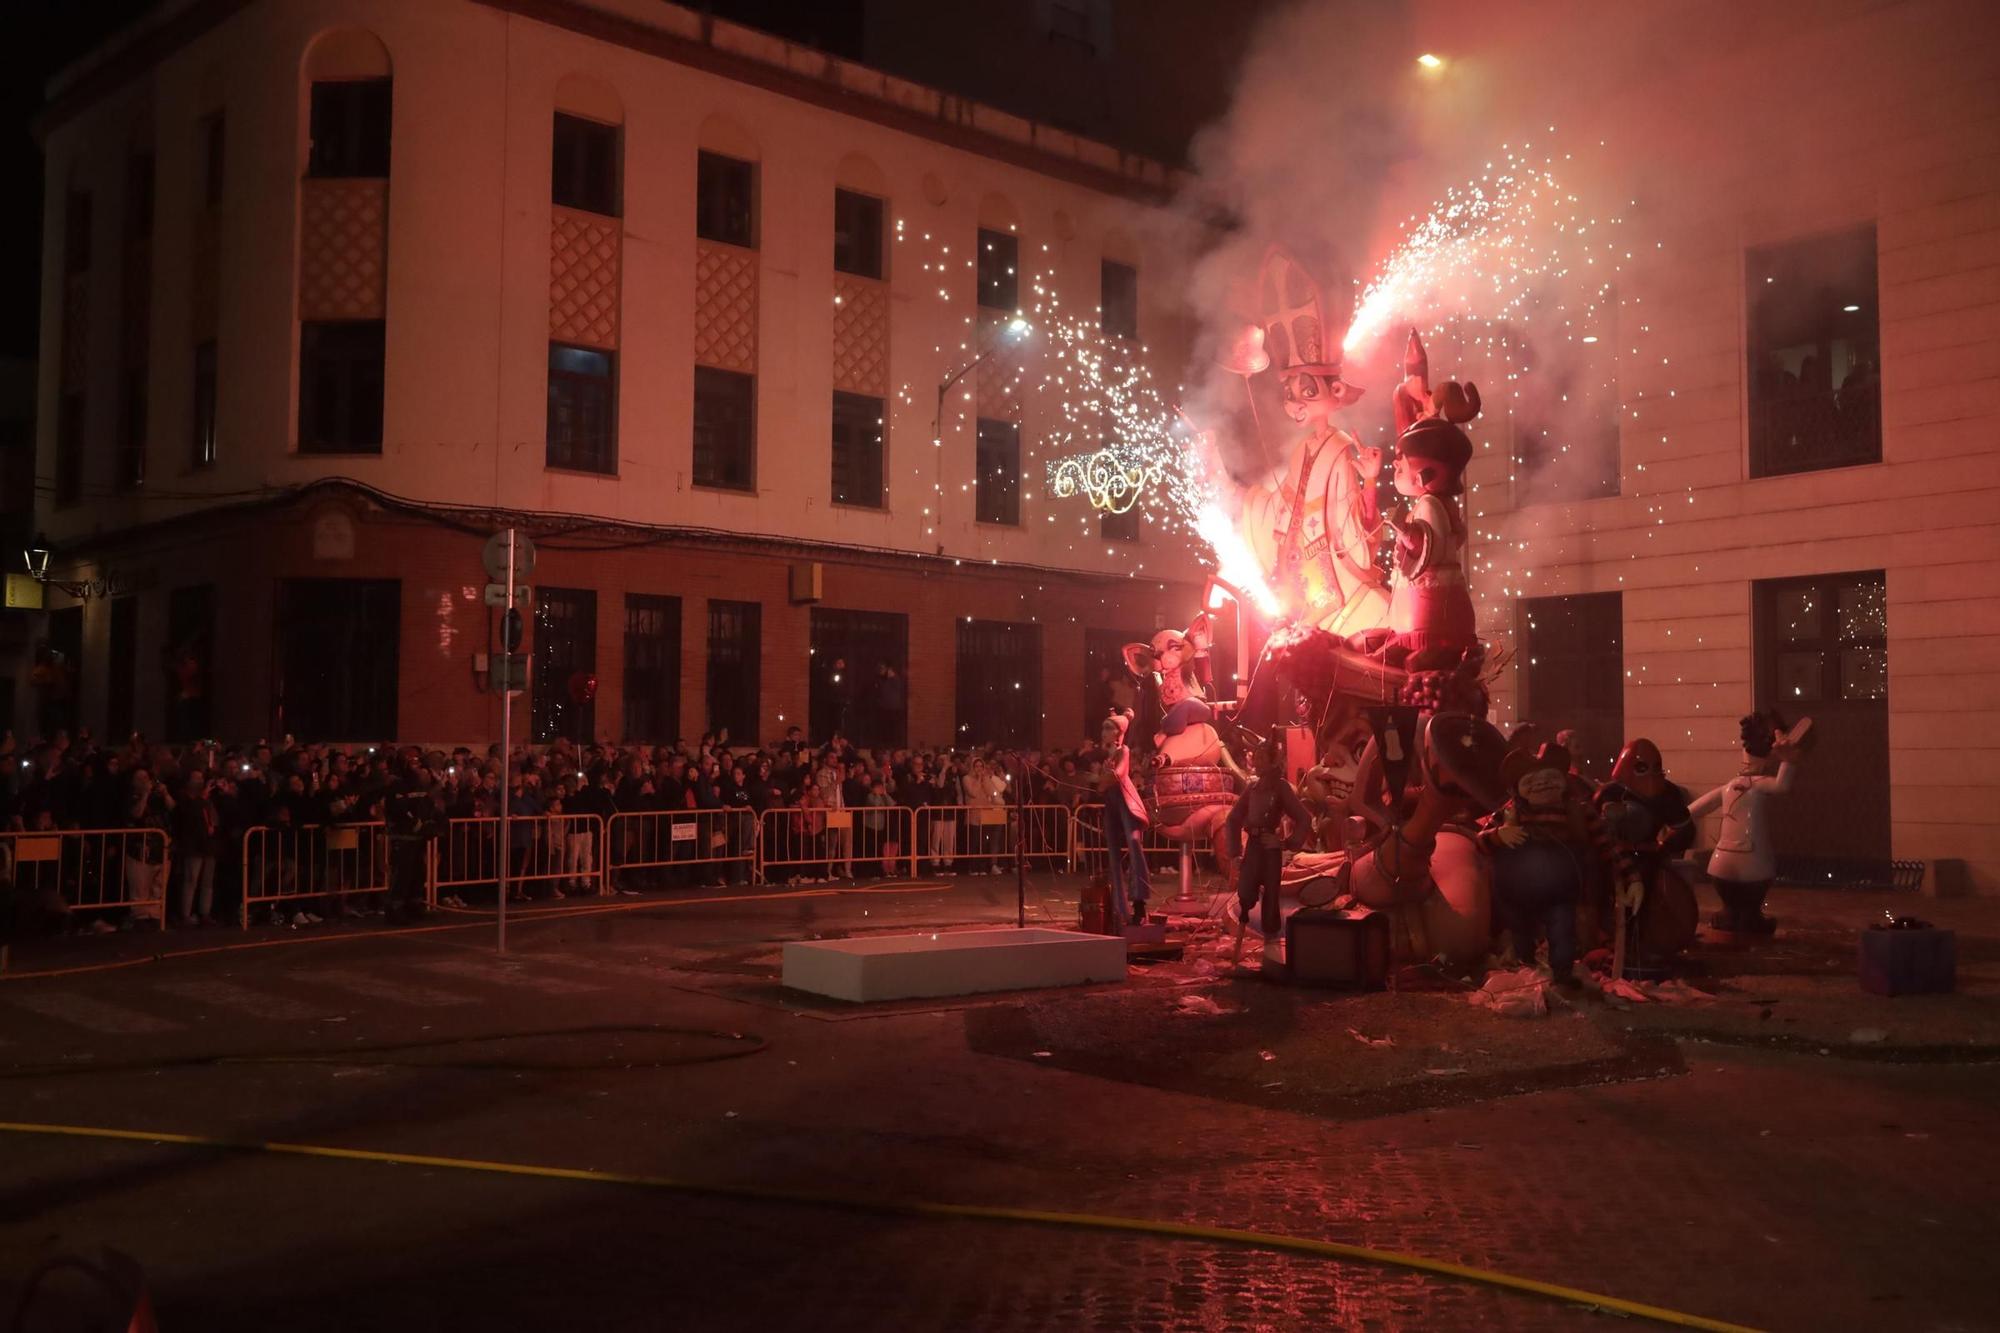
[606,808,756,890]
[0,826,170,918]
[434,814,606,902]
[758,805,914,882]
[239,821,391,926]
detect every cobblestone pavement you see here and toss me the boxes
[2,880,1997,1331]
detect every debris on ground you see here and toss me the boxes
[1174,994,1237,1017]
[1469,967,1550,1018]
[1346,1027,1396,1048]
[1599,977,1718,1006]
[1850,1027,1888,1044]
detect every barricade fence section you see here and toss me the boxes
[1069,805,1187,877]
[433,813,605,902]
[239,821,391,926]
[757,806,915,882]
[910,803,1073,875]
[606,808,756,890]
[2,827,170,918]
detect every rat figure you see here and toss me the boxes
[1386,330,1480,666]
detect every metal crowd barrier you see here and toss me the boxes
[606,808,756,889]
[1,827,170,918]
[239,820,391,926]
[1069,805,1188,876]
[434,813,606,901]
[908,803,1073,875]
[757,805,914,882]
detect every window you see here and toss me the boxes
[200,112,225,208]
[552,112,620,217]
[107,596,138,742]
[64,191,92,274]
[956,618,1041,746]
[706,599,761,743]
[693,366,755,491]
[977,228,1018,310]
[165,584,215,742]
[116,370,147,491]
[1100,508,1139,543]
[532,587,598,744]
[126,151,154,241]
[697,150,755,247]
[1754,570,1890,874]
[1082,626,1145,739]
[975,417,1020,525]
[1749,225,1880,477]
[191,341,218,467]
[309,78,392,179]
[1519,591,1623,776]
[622,594,682,743]
[809,608,907,747]
[55,392,83,507]
[831,391,884,508]
[274,578,400,741]
[547,343,616,473]
[299,320,385,453]
[833,188,883,279]
[1100,259,1137,339]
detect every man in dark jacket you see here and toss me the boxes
[1225,738,1311,968]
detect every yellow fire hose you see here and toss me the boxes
[0,1118,1762,1332]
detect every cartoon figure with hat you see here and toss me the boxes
[1477,742,1641,986]
[1687,710,1813,935]
[1386,330,1480,663]
[1234,247,1393,637]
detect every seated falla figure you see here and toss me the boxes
[1477,743,1641,986]
[1687,711,1812,935]
[1593,738,1700,969]
[1123,617,1224,764]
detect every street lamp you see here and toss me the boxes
[21,532,104,600]
[932,316,1033,552]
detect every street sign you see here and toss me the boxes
[482,530,537,582]
[490,652,531,693]
[483,582,533,607]
[501,607,524,653]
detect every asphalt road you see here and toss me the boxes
[3,877,1998,1332]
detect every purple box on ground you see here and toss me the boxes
[1858,927,1956,996]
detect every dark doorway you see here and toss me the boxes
[532,587,598,745]
[809,608,907,748]
[1082,626,1145,743]
[274,578,400,741]
[706,599,761,744]
[622,593,681,744]
[106,596,137,742]
[1754,570,1890,878]
[1518,592,1624,779]
[956,619,1041,747]
[164,584,215,742]
[42,605,83,737]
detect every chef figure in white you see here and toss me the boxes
[1687,711,1811,935]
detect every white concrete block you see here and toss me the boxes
[782,928,1128,1003]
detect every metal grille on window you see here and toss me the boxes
[532,587,598,745]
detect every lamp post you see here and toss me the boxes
[931,315,1031,553]
[21,533,103,601]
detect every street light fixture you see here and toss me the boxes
[21,532,104,600]
[931,315,1034,552]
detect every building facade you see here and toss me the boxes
[19,0,1200,752]
[1448,0,2000,891]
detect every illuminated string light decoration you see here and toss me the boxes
[1049,448,1149,513]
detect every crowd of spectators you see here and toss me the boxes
[0,723,1129,934]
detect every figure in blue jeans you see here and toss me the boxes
[1225,737,1311,971]
[1099,710,1151,926]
